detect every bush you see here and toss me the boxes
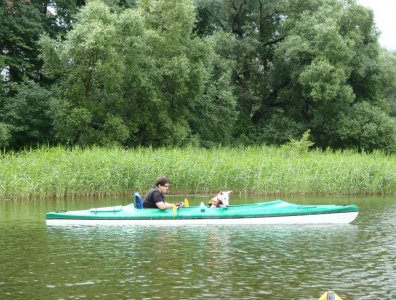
[336,102,396,153]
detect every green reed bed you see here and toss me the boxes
[0,146,395,199]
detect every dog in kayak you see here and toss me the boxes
[208,191,232,208]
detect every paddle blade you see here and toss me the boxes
[184,198,190,207]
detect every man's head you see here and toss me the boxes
[156,176,170,194]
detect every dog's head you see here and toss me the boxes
[216,191,232,207]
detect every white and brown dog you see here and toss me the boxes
[208,191,232,208]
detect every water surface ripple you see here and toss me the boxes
[0,196,395,299]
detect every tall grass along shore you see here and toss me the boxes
[0,146,394,199]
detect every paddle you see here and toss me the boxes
[172,198,189,214]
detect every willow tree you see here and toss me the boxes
[1,0,52,148]
[194,0,289,144]
[40,1,123,146]
[269,0,395,151]
[194,0,396,151]
[0,0,87,149]
[40,0,236,147]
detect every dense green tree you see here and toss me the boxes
[40,0,85,38]
[0,1,44,82]
[381,50,396,117]
[121,0,206,146]
[1,1,46,148]
[40,0,236,147]
[2,80,53,148]
[194,0,396,151]
[194,0,289,144]
[336,101,396,152]
[0,0,85,82]
[40,0,124,145]
[269,1,358,145]
[187,32,237,147]
[270,0,395,150]
[0,57,9,147]
[2,0,395,151]
[135,0,236,146]
[0,0,85,149]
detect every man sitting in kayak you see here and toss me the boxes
[143,176,175,210]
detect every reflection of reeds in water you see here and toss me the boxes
[0,146,394,199]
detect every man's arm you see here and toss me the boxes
[156,202,173,210]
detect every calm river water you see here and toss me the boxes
[0,195,395,299]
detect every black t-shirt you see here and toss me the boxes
[143,187,164,208]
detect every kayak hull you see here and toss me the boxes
[46,200,359,226]
[46,211,358,226]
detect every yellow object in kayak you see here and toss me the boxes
[184,198,190,207]
[319,291,343,300]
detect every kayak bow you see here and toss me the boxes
[319,291,343,300]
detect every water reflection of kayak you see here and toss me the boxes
[45,193,359,226]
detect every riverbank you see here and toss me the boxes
[0,146,394,199]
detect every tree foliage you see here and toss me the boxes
[0,0,44,82]
[0,0,86,148]
[1,80,53,148]
[39,0,236,147]
[1,0,395,152]
[194,0,396,151]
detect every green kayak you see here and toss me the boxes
[45,193,359,226]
